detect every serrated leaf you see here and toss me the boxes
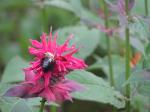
[67,70,126,108]
[1,56,28,83]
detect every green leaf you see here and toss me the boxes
[130,37,145,55]
[130,16,150,41]
[67,70,126,108]
[132,94,150,112]
[11,99,33,112]
[125,69,150,97]
[44,0,75,12]
[137,81,150,97]
[143,43,150,69]
[145,42,150,57]
[0,84,33,112]
[0,83,12,96]
[0,97,33,112]
[129,16,150,55]
[143,58,150,69]
[1,56,28,83]
[44,0,82,15]
[132,0,150,15]
[80,8,102,24]
[0,0,30,10]
[45,0,102,24]
[88,55,126,90]
[20,10,41,39]
[57,26,100,59]
[0,43,21,63]
[68,0,83,15]
[126,69,150,84]
[0,97,19,112]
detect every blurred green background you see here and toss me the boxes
[0,0,106,112]
[0,0,82,75]
[0,0,120,111]
[1,0,148,76]
[0,0,150,112]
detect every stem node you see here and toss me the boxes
[39,98,46,112]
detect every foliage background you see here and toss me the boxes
[0,0,150,112]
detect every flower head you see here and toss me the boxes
[5,69,83,102]
[28,32,86,86]
[4,32,87,102]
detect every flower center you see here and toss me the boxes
[41,52,56,73]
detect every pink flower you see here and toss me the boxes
[4,32,87,102]
[28,32,86,87]
[5,69,84,102]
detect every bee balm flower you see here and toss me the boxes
[4,32,87,102]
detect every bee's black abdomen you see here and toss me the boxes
[41,57,56,73]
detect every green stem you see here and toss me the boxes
[149,98,150,112]
[145,0,148,16]
[103,1,115,111]
[39,98,46,112]
[103,0,114,87]
[41,0,48,33]
[51,105,57,112]
[125,28,130,112]
[125,0,131,112]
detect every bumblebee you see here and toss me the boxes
[41,52,56,73]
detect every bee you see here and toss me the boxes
[130,52,141,68]
[41,52,56,73]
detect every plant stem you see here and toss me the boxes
[103,1,115,111]
[51,105,57,112]
[103,0,114,86]
[41,0,48,33]
[125,27,130,112]
[145,0,148,16]
[39,98,46,112]
[125,0,131,112]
